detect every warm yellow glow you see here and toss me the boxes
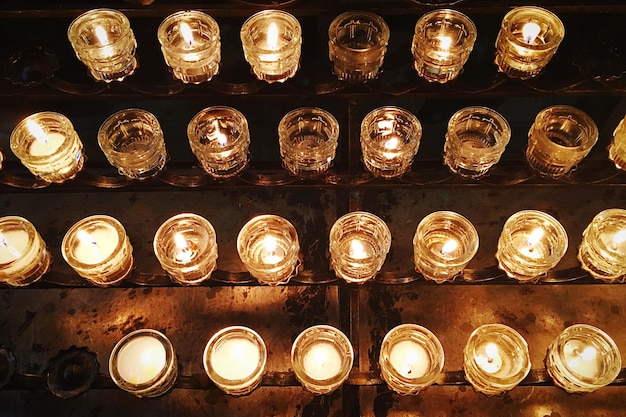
[0,232,22,259]
[522,22,541,44]
[383,136,400,151]
[174,233,188,251]
[349,239,368,260]
[580,346,597,361]
[180,22,194,46]
[612,229,626,247]
[437,35,452,50]
[441,238,459,255]
[267,22,279,50]
[485,342,499,359]
[95,25,109,46]
[26,119,48,144]
[77,229,101,261]
[527,227,545,247]
[212,120,228,147]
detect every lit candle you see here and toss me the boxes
[413,211,479,283]
[360,107,422,178]
[188,106,251,179]
[10,112,85,184]
[463,324,531,396]
[240,10,302,83]
[109,329,177,398]
[546,324,621,393]
[608,116,626,171]
[237,215,300,285]
[329,211,391,283]
[0,216,51,287]
[379,324,444,395]
[411,9,477,83]
[203,326,267,396]
[62,215,134,286]
[496,210,568,282]
[328,11,390,82]
[494,6,565,79]
[67,8,138,82]
[158,11,221,84]
[154,213,218,285]
[578,209,626,282]
[291,325,353,395]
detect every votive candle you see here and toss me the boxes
[578,209,626,282]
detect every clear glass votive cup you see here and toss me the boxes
[495,210,568,282]
[546,324,621,393]
[153,213,218,285]
[360,106,422,178]
[278,107,339,177]
[379,324,445,395]
[158,10,221,84]
[411,9,477,83]
[328,11,390,83]
[187,106,250,179]
[329,211,391,283]
[240,10,302,83]
[109,329,178,398]
[67,8,137,82]
[577,209,626,282]
[62,215,134,287]
[443,106,511,178]
[10,112,85,184]
[98,109,168,180]
[463,324,531,396]
[0,216,51,287]
[608,116,626,171]
[526,105,598,178]
[291,325,354,395]
[203,326,267,396]
[237,214,300,285]
[413,211,479,283]
[494,6,565,79]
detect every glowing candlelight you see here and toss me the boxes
[173,233,194,263]
[348,239,369,260]
[522,22,541,44]
[260,235,285,265]
[475,342,503,374]
[266,22,279,50]
[180,22,194,47]
[578,209,626,282]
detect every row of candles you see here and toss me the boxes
[5,105,623,184]
[2,207,626,287]
[66,6,565,84]
[15,321,621,398]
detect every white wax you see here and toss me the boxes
[211,337,261,381]
[28,132,65,157]
[73,227,119,265]
[475,342,504,374]
[0,229,29,264]
[116,335,167,385]
[389,340,430,379]
[302,341,343,380]
[564,339,601,379]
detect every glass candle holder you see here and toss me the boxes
[203,326,267,396]
[158,10,221,84]
[496,210,568,282]
[577,209,626,282]
[329,211,391,283]
[237,215,300,285]
[62,215,134,287]
[526,106,598,178]
[10,112,85,183]
[413,211,479,283]
[67,8,137,82]
[443,106,511,178]
[291,325,354,395]
[546,324,621,393]
[153,213,218,285]
[0,216,51,287]
[360,106,422,178]
[109,329,178,398]
[278,107,340,177]
[463,324,531,396]
[411,9,477,83]
[187,106,250,179]
[379,324,445,395]
[494,6,565,79]
[328,11,390,83]
[98,109,168,180]
[240,10,302,83]
[608,116,626,171]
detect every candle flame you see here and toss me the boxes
[383,136,400,151]
[349,239,368,260]
[527,227,544,248]
[263,235,277,253]
[580,346,597,361]
[0,231,22,260]
[441,238,459,255]
[485,342,499,359]
[174,233,188,251]
[95,25,109,46]
[77,230,101,261]
[212,120,228,147]
[613,229,626,247]
[314,346,327,365]
[437,35,452,50]
[522,22,541,44]
[26,119,48,144]
[267,22,279,50]
[180,22,194,46]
